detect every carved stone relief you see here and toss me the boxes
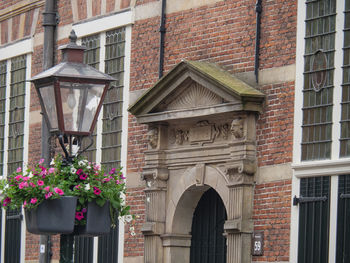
[168,117,245,147]
[147,127,159,149]
[166,82,223,111]
[230,118,244,139]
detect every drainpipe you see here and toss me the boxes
[159,0,166,78]
[255,0,262,83]
[40,0,57,262]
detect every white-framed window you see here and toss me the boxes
[292,1,350,263]
[0,38,32,263]
[71,10,132,263]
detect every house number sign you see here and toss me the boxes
[252,231,264,256]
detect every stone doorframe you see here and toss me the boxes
[128,60,264,263]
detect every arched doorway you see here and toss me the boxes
[190,188,227,263]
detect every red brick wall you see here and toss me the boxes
[253,180,292,262]
[259,0,297,69]
[256,82,294,167]
[124,187,146,257]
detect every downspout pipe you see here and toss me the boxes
[40,0,57,262]
[255,0,262,83]
[159,0,166,79]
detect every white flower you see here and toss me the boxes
[78,160,88,166]
[70,166,77,174]
[125,215,133,223]
[129,226,134,231]
[50,159,55,166]
[86,165,91,169]
[130,231,136,236]
[28,172,34,178]
[4,184,9,189]
[84,183,90,190]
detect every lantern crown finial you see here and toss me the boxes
[59,30,85,63]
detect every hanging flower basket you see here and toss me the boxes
[74,201,111,236]
[25,196,77,235]
[0,155,132,236]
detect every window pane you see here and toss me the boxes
[101,27,125,170]
[81,34,101,162]
[7,55,26,174]
[302,0,336,160]
[99,27,125,262]
[341,3,350,157]
[0,61,7,176]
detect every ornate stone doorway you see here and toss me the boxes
[190,188,227,263]
[128,60,265,263]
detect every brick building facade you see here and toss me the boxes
[1,0,346,263]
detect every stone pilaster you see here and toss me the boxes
[141,123,169,263]
[222,160,255,263]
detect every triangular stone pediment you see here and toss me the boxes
[128,60,264,123]
[155,81,230,112]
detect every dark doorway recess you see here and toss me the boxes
[190,188,227,263]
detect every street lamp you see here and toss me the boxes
[30,30,115,263]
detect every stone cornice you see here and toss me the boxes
[0,0,44,22]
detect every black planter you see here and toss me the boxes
[25,196,77,235]
[74,201,111,236]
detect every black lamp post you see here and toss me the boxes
[30,30,115,263]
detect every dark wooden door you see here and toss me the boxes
[190,188,227,263]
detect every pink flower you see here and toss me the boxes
[39,158,45,164]
[48,168,55,174]
[16,167,22,173]
[37,180,44,186]
[79,173,88,180]
[93,187,101,195]
[120,173,126,180]
[30,198,37,204]
[82,208,87,213]
[54,187,64,196]
[103,177,111,183]
[19,182,28,189]
[3,197,11,206]
[94,164,100,171]
[44,186,50,192]
[22,177,29,181]
[29,182,36,188]
[109,168,116,174]
[40,167,47,176]
[75,212,84,221]
[116,180,120,185]
[23,200,27,207]
[15,175,23,181]
[76,169,83,175]
[45,192,53,199]
[75,185,81,190]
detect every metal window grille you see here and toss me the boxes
[336,175,350,262]
[7,55,26,174]
[4,209,22,263]
[74,236,94,263]
[298,176,330,263]
[301,0,336,160]
[340,0,350,156]
[0,61,7,176]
